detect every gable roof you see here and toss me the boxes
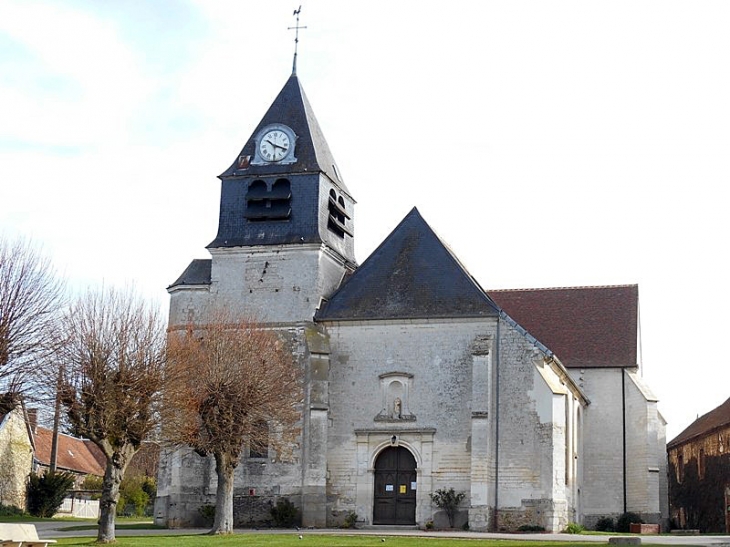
[490,285,638,369]
[218,74,349,195]
[33,427,106,476]
[668,397,730,448]
[315,208,500,321]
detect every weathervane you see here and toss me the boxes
[289,6,307,75]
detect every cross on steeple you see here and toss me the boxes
[289,6,307,75]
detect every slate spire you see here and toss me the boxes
[218,75,348,194]
[209,75,355,262]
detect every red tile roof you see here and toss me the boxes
[489,285,639,368]
[668,397,730,448]
[33,427,106,476]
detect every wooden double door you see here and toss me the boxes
[373,447,417,525]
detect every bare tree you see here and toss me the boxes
[0,235,63,397]
[55,287,165,544]
[163,311,301,535]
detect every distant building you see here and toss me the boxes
[668,397,730,533]
[31,425,106,486]
[31,421,159,486]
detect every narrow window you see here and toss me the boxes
[327,189,352,238]
[249,421,269,459]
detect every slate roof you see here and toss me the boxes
[218,74,349,195]
[33,427,106,476]
[315,208,500,321]
[668,397,730,448]
[490,285,639,369]
[168,259,212,290]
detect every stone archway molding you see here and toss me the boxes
[354,428,436,526]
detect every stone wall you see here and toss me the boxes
[568,366,667,529]
[323,316,581,532]
[573,368,625,520]
[169,244,348,326]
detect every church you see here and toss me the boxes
[154,71,667,532]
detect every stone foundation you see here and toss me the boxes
[468,505,493,531]
[495,499,569,532]
[154,493,302,528]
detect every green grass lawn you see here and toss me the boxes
[51,534,665,547]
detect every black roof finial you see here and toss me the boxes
[288,6,307,76]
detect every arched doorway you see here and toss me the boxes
[373,446,417,525]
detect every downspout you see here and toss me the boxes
[622,368,627,514]
[493,313,502,531]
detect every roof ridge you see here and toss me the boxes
[489,283,638,292]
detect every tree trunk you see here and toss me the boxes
[211,451,236,534]
[97,448,132,543]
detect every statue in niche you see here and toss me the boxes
[393,397,402,419]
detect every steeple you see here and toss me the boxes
[218,75,348,192]
[209,75,355,266]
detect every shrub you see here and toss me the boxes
[270,497,300,528]
[518,524,546,532]
[140,476,157,499]
[616,511,643,533]
[425,519,435,530]
[341,511,358,529]
[429,488,466,528]
[117,477,150,517]
[26,471,76,518]
[199,503,215,526]
[595,516,615,532]
[0,502,26,517]
[116,475,154,516]
[563,522,585,534]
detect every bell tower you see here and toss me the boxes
[168,74,356,325]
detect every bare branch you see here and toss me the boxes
[0,235,64,394]
[53,286,166,543]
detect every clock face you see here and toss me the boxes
[259,129,291,162]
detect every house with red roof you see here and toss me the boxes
[667,397,730,532]
[30,425,106,485]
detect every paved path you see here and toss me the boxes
[29,521,730,546]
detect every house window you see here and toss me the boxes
[245,179,291,221]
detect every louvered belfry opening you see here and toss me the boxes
[245,178,292,221]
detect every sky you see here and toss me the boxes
[1,0,728,441]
